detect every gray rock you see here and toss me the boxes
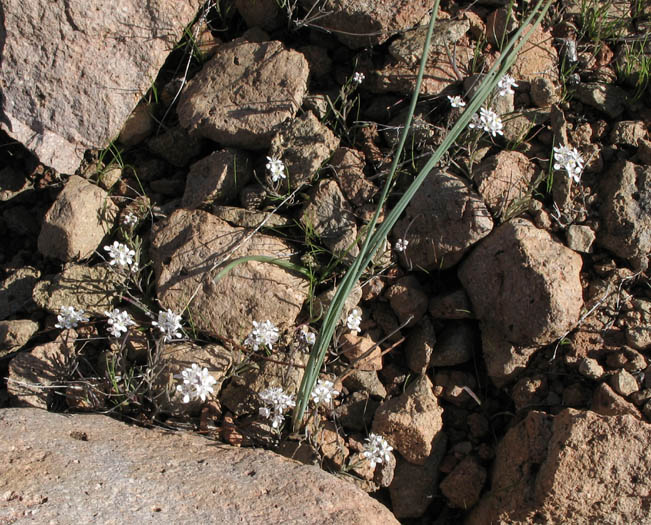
[459,218,584,346]
[566,224,596,253]
[575,82,628,118]
[598,161,651,270]
[0,320,39,358]
[38,176,118,262]
[610,369,639,397]
[268,111,339,190]
[342,369,387,399]
[0,408,399,524]
[0,267,40,320]
[0,0,202,173]
[301,179,358,259]
[177,40,309,149]
[150,209,308,343]
[7,330,77,408]
[182,149,252,209]
[372,375,444,465]
[297,0,435,49]
[394,170,493,271]
[32,264,125,316]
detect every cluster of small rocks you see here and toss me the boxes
[1,0,650,523]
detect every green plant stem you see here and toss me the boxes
[292,0,553,431]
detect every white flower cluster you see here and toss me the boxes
[104,308,136,338]
[152,309,183,341]
[352,71,365,84]
[258,386,296,429]
[469,108,504,137]
[300,327,316,346]
[265,156,286,183]
[346,308,362,333]
[362,433,394,468]
[176,363,217,403]
[122,212,138,226]
[244,320,280,351]
[394,238,409,252]
[310,379,339,407]
[497,74,518,97]
[104,241,136,269]
[54,306,89,329]
[447,95,466,108]
[553,145,584,183]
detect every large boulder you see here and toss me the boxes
[0,408,399,524]
[0,0,202,173]
[177,40,309,149]
[38,176,118,261]
[393,170,493,270]
[468,409,651,524]
[459,218,583,347]
[150,209,308,343]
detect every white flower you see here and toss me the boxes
[123,212,138,226]
[55,306,89,329]
[346,308,362,333]
[175,363,217,403]
[265,156,286,183]
[497,74,518,97]
[311,379,339,407]
[553,145,584,183]
[104,309,136,338]
[152,309,183,341]
[258,386,296,429]
[104,241,136,268]
[362,433,394,468]
[244,320,280,351]
[302,330,316,346]
[352,72,365,84]
[447,95,466,108]
[468,108,504,137]
[394,238,409,252]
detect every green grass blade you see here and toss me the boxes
[212,255,312,282]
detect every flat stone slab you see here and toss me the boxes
[0,0,202,173]
[0,408,399,524]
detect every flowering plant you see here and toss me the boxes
[258,386,296,429]
[152,309,183,341]
[55,306,89,329]
[104,308,136,338]
[244,320,280,351]
[176,364,217,403]
[362,433,394,468]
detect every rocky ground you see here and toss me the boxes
[1,0,650,523]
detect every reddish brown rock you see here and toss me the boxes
[0,0,202,173]
[372,375,444,465]
[469,409,651,524]
[459,218,583,346]
[341,333,382,371]
[439,456,487,510]
[511,24,559,84]
[385,275,428,328]
[0,408,399,524]
[473,150,537,219]
[177,40,309,149]
[591,383,641,418]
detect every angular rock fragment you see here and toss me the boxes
[0,320,40,358]
[38,176,117,262]
[468,409,651,524]
[0,0,203,173]
[394,170,493,270]
[0,267,40,320]
[177,40,309,149]
[459,218,583,346]
[372,375,444,465]
[150,209,308,343]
